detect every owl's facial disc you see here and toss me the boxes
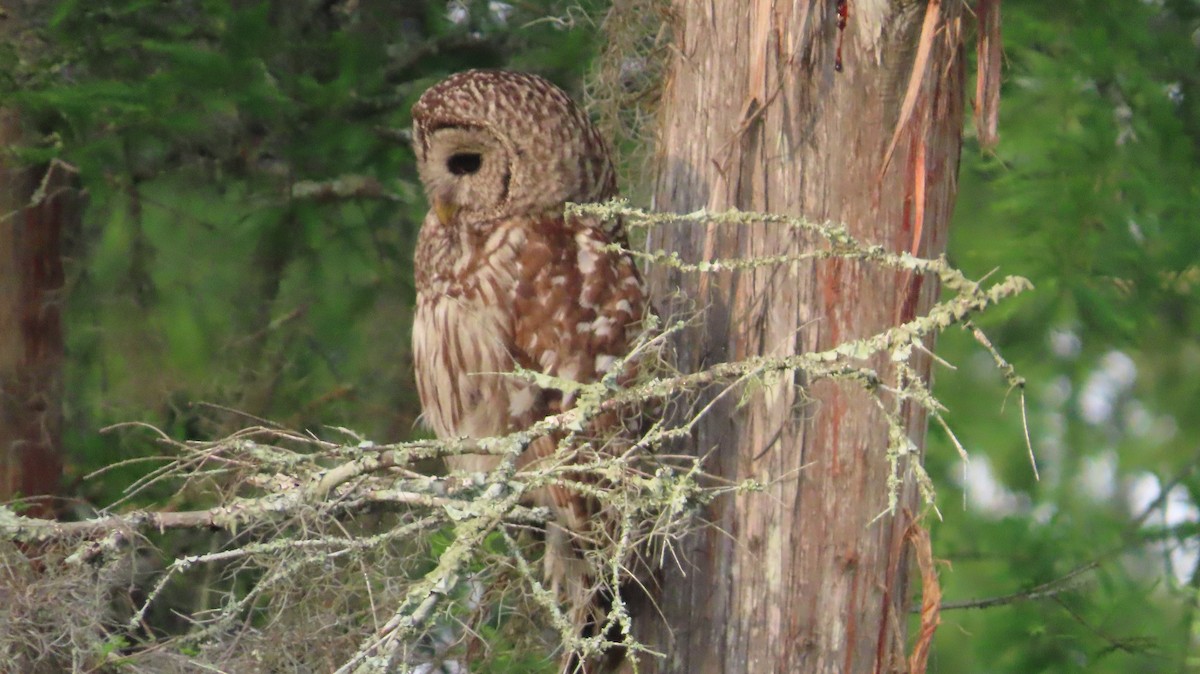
[419,125,511,226]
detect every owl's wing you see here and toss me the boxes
[510,214,643,413]
[505,214,646,673]
[507,212,644,511]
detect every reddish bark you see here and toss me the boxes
[1,110,70,518]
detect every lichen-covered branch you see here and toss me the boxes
[0,202,1030,673]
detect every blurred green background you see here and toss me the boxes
[2,1,1198,671]
[928,2,1200,671]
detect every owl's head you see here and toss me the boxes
[411,70,616,228]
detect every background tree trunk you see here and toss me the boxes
[635,2,966,671]
[0,109,70,517]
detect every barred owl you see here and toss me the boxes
[410,70,644,669]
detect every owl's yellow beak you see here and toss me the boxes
[433,195,459,226]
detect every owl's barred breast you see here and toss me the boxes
[413,212,534,474]
[412,208,644,476]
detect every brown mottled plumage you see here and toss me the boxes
[410,70,644,671]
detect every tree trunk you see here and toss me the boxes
[635,1,966,672]
[0,108,70,518]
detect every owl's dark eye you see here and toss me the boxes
[447,152,482,176]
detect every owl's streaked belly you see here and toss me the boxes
[412,224,533,474]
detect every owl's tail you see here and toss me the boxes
[543,518,632,674]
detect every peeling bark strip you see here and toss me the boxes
[974,0,1003,149]
[634,1,969,672]
[906,519,942,674]
[0,110,70,518]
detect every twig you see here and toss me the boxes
[930,561,1099,612]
